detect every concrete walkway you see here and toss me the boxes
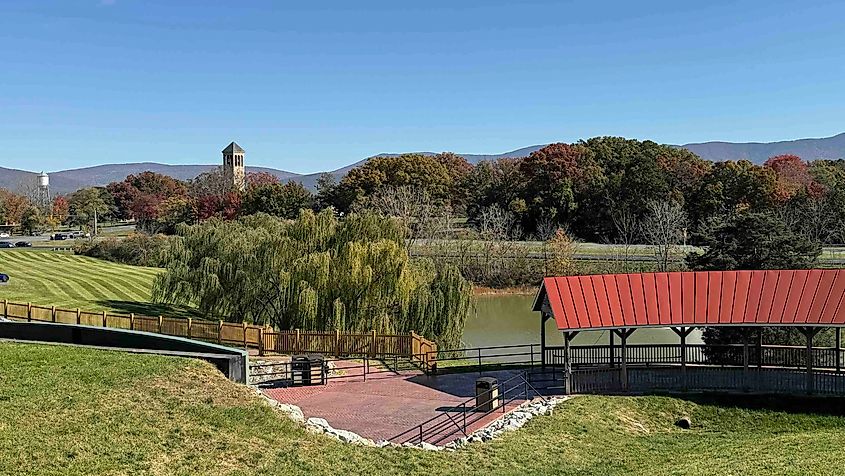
[261,363,527,443]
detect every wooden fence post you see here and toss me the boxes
[258,328,265,356]
[129,313,135,331]
[295,329,300,353]
[76,308,81,325]
[27,302,31,322]
[51,306,56,323]
[242,322,248,348]
[371,330,377,357]
[218,320,223,344]
[187,318,192,338]
[410,331,417,361]
[335,329,340,357]
[158,315,163,334]
[102,310,107,327]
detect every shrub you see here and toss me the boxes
[75,233,171,267]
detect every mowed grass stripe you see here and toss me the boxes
[22,267,139,303]
[28,256,159,280]
[0,251,163,313]
[2,252,149,302]
[21,259,156,300]
[19,250,159,278]
[22,263,149,303]
[4,251,159,299]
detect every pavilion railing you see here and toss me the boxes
[545,344,843,370]
[565,366,845,396]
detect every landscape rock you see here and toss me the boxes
[456,396,571,447]
[675,417,691,430]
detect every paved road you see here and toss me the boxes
[0,224,136,247]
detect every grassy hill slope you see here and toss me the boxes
[3,342,845,475]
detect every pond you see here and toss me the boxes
[462,294,702,349]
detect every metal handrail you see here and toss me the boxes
[390,371,545,445]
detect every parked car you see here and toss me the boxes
[14,241,32,248]
[50,233,68,241]
[0,242,14,248]
[0,232,9,238]
[0,273,8,283]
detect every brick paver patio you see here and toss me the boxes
[261,363,527,444]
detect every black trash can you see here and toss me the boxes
[475,377,499,411]
[291,355,310,386]
[291,354,326,386]
[306,354,326,385]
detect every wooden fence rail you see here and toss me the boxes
[0,299,437,371]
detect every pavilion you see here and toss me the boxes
[532,269,845,395]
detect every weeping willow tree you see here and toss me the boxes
[152,209,471,348]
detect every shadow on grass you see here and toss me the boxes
[95,300,205,320]
[659,392,845,417]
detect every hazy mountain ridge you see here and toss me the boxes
[681,132,845,163]
[3,134,845,195]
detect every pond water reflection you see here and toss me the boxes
[463,294,702,349]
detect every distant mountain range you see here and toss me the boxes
[3,134,845,195]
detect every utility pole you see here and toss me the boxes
[93,207,98,237]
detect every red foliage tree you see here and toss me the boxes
[764,154,817,202]
[245,171,280,189]
[51,196,70,223]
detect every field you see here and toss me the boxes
[4,342,845,475]
[0,249,189,316]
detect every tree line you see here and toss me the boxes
[4,136,844,249]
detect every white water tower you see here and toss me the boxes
[37,172,50,209]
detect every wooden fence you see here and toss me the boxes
[0,299,437,371]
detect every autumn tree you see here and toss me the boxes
[465,158,524,228]
[241,182,314,219]
[68,187,111,234]
[245,171,281,188]
[764,154,817,203]
[517,143,602,234]
[20,206,46,235]
[194,192,241,221]
[433,152,473,212]
[0,190,29,225]
[51,196,70,223]
[573,137,696,241]
[189,167,229,197]
[111,172,188,231]
[334,154,453,212]
[686,160,778,237]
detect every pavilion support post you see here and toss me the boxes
[540,313,550,369]
[671,327,692,391]
[836,327,841,374]
[564,332,572,394]
[561,331,579,394]
[609,331,615,367]
[614,328,635,392]
[802,327,820,395]
[756,329,763,368]
[742,328,750,392]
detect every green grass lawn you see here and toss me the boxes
[0,250,191,317]
[4,342,845,475]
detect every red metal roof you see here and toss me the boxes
[534,270,845,331]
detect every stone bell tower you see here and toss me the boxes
[222,142,246,191]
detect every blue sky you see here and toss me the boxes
[2,0,845,173]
